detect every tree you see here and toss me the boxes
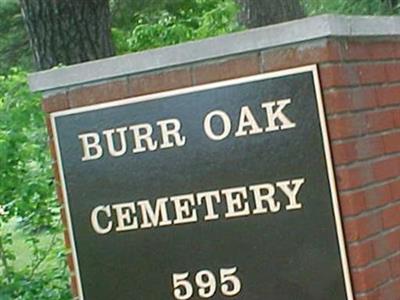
[304,0,399,15]
[114,0,240,54]
[385,0,399,10]
[237,0,305,28]
[19,0,115,71]
[0,69,71,300]
[0,0,31,74]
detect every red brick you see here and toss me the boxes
[55,184,64,205]
[320,62,392,89]
[60,207,67,226]
[382,202,400,229]
[344,212,382,242]
[63,229,71,249]
[339,190,366,216]
[45,115,54,138]
[348,240,374,267]
[376,85,400,107]
[68,79,129,108]
[390,253,400,278]
[373,229,400,259]
[332,141,357,165]
[261,47,297,71]
[328,114,365,140]
[342,40,372,61]
[373,156,400,182]
[364,184,393,210]
[382,278,400,300]
[51,161,61,184]
[394,41,400,57]
[127,68,192,97]
[354,135,385,161]
[42,92,69,113]
[383,131,400,154]
[323,86,377,115]
[351,260,391,292]
[261,39,342,71]
[368,41,397,60]
[376,278,400,300]
[193,54,259,85]
[328,109,395,140]
[385,62,400,82]
[48,137,57,161]
[350,86,378,111]
[358,278,400,300]
[393,108,400,127]
[365,109,395,134]
[343,39,400,61]
[320,64,359,88]
[304,39,343,62]
[386,227,400,251]
[391,180,400,200]
[357,63,387,85]
[336,165,374,190]
[67,253,74,272]
[71,275,79,297]
[323,89,353,114]
[356,289,380,300]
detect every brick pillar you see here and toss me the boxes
[31,15,400,300]
[261,38,400,299]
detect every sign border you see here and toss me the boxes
[50,64,354,300]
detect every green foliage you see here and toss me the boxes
[0,0,32,74]
[112,0,241,54]
[0,70,71,299]
[0,227,71,300]
[303,0,399,16]
[0,69,58,230]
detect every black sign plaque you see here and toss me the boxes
[51,65,354,300]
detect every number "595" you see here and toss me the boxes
[172,267,241,299]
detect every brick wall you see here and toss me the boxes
[322,39,400,300]
[42,37,400,299]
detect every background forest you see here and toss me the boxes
[0,0,399,299]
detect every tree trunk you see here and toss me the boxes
[386,0,398,10]
[237,0,305,29]
[19,0,115,71]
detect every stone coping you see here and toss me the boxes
[28,14,400,92]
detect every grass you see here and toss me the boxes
[0,217,71,300]
[2,218,63,272]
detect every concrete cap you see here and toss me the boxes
[28,14,400,92]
